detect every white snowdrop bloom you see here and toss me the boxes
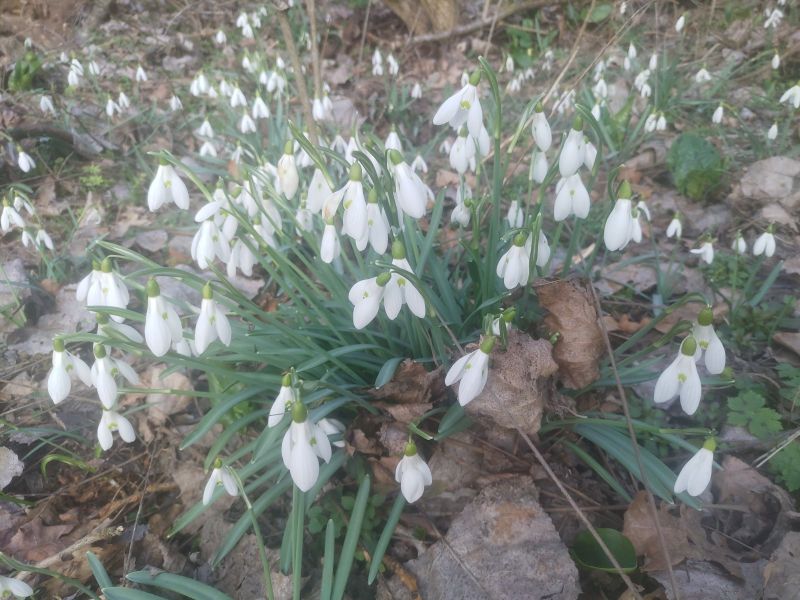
[395,442,432,503]
[202,463,238,506]
[411,154,428,174]
[530,150,548,184]
[219,79,233,97]
[360,191,390,254]
[764,8,783,29]
[675,14,686,33]
[772,52,780,70]
[349,273,391,329]
[0,576,33,598]
[388,150,432,220]
[591,103,602,120]
[191,220,230,270]
[47,338,92,404]
[523,67,535,80]
[633,69,650,91]
[266,70,286,95]
[236,11,249,27]
[241,22,254,38]
[269,374,296,427]
[674,440,715,497]
[206,85,218,100]
[506,200,524,228]
[385,129,403,153]
[534,229,551,267]
[554,89,575,115]
[17,149,35,173]
[320,222,340,264]
[666,214,682,239]
[639,83,652,98]
[543,49,554,71]
[506,77,522,94]
[282,403,332,492]
[451,184,472,227]
[432,72,483,140]
[691,240,714,264]
[239,112,256,134]
[39,94,55,115]
[199,141,217,157]
[644,113,658,133]
[322,94,334,120]
[277,144,299,201]
[444,336,494,406]
[767,122,778,141]
[68,67,80,87]
[95,258,130,321]
[323,164,367,243]
[411,82,422,99]
[70,57,84,75]
[372,48,384,76]
[227,237,256,278]
[90,344,138,409]
[627,43,637,60]
[117,91,130,110]
[0,200,25,233]
[76,262,102,304]
[96,312,143,344]
[779,82,800,109]
[712,104,724,124]
[531,104,552,151]
[317,418,346,448]
[387,53,399,76]
[439,138,453,154]
[656,113,667,131]
[631,201,650,243]
[230,86,247,108]
[753,229,776,257]
[496,234,531,290]
[148,162,190,211]
[20,229,35,249]
[194,285,232,354]
[649,53,658,70]
[97,409,136,451]
[692,306,726,375]
[144,278,184,357]
[198,119,214,139]
[553,173,590,221]
[88,60,100,76]
[654,336,703,415]
[105,96,120,117]
[169,94,183,111]
[190,71,209,96]
[295,206,313,232]
[731,232,747,255]
[215,30,227,45]
[603,182,635,251]
[449,129,476,175]
[135,64,147,82]
[694,68,712,83]
[593,78,608,100]
[13,194,33,215]
[583,139,597,170]
[307,169,333,214]
[558,119,586,177]
[252,95,270,119]
[505,54,515,73]
[35,229,54,250]
[384,243,426,319]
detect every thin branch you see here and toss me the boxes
[304,0,322,100]
[357,0,372,68]
[275,7,318,144]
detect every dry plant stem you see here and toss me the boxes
[483,0,506,52]
[587,285,681,600]
[542,0,595,106]
[304,0,322,100]
[124,443,157,575]
[357,0,372,68]
[516,428,642,600]
[276,7,318,145]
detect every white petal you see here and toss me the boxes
[445,352,473,385]
[653,358,680,404]
[202,471,219,505]
[679,362,702,415]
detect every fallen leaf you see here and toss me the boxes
[762,532,800,599]
[0,447,23,490]
[773,332,800,357]
[369,360,444,405]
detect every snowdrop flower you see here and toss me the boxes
[731,231,747,255]
[753,227,776,257]
[277,141,299,200]
[90,343,138,409]
[506,77,522,94]
[194,284,232,354]
[252,95,270,119]
[675,13,686,33]
[649,53,658,70]
[620,1,628,16]
[190,72,209,96]
[34,228,54,250]
[603,181,635,251]
[558,118,585,177]
[169,94,182,111]
[198,119,214,139]
[411,154,428,174]
[269,373,296,427]
[317,418,346,448]
[97,409,136,451]
[387,53,399,76]
[384,241,426,319]
[764,8,783,29]
[439,138,453,154]
[554,173,590,221]
[388,150,432,220]
[411,82,422,99]
[349,272,391,329]
[117,91,130,111]
[451,183,472,227]
[95,312,143,344]
[372,49,384,76]
[694,67,712,83]
[634,69,650,91]
[88,60,100,76]
[445,336,494,406]
[0,575,33,598]
[693,306,725,375]
[654,336,702,415]
[239,112,256,134]
[241,22,254,38]
[323,163,367,244]
[691,239,714,264]
[583,139,597,170]
[47,338,92,404]
[17,148,35,173]
[779,81,800,109]
[144,278,183,357]
[0,199,24,233]
[644,113,658,133]
[95,258,130,321]
[772,52,780,70]
[627,42,637,60]
[236,11,249,27]
[215,30,227,45]
[76,261,102,305]
[230,86,247,108]
[530,150,548,184]
[227,237,256,278]
[593,78,608,100]
[148,162,189,211]
[311,97,325,121]
[105,96,120,117]
[666,213,682,239]
[203,460,238,505]
[281,402,332,492]
[449,128,476,175]
[199,141,216,157]
[631,201,650,243]
[359,189,390,254]
[135,64,147,82]
[432,70,483,140]
[712,104,724,124]
[767,122,778,141]
[639,82,652,98]
[307,169,333,214]
[39,94,55,115]
[395,441,432,503]
[674,439,715,496]
[385,128,403,153]
[531,103,552,152]
[496,233,531,290]
[320,221,340,264]
[656,113,667,131]
[534,228,551,268]
[506,200,524,228]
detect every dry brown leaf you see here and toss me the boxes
[623,491,691,572]
[536,278,604,388]
[773,331,800,357]
[370,359,444,405]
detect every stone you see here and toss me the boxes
[737,157,800,211]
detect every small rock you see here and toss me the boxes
[135,229,169,253]
[737,157,800,211]
[763,532,800,600]
[0,447,24,490]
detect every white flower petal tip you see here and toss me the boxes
[395,446,432,503]
[674,444,715,497]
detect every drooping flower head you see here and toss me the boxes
[194,283,232,354]
[202,458,239,506]
[432,69,484,141]
[692,306,725,375]
[674,438,715,497]
[444,336,494,406]
[281,401,332,492]
[395,440,432,503]
[654,336,702,415]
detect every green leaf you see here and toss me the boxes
[125,571,233,600]
[666,133,723,200]
[332,476,371,600]
[103,588,169,600]
[368,494,406,584]
[584,3,613,23]
[87,552,112,589]
[320,520,335,600]
[570,528,637,573]
[374,357,404,388]
[769,442,800,491]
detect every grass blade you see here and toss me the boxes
[332,475,371,600]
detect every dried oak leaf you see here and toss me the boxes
[466,330,558,435]
[369,359,444,405]
[536,278,604,388]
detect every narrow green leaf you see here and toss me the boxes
[126,571,233,600]
[103,588,168,600]
[367,494,406,584]
[320,520,335,600]
[375,357,404,388]
[87,551,112,589]
[292,486,305,600]
[332,476,371,600]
